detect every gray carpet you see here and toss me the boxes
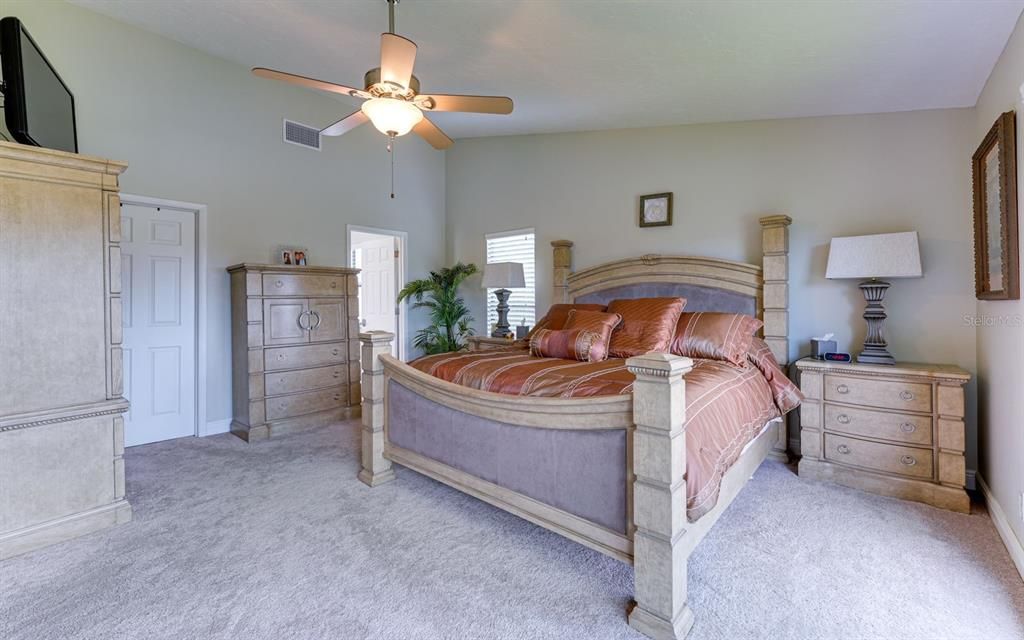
[3,420,1023,640]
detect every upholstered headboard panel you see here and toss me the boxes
[552,215,793,364]
[573,282,756,316]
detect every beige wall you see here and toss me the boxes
[446,109,978,468]
[975,14,1024,548]
[4,1,447,431]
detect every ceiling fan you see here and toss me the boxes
[252,0,513,151]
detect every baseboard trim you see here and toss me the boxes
[978,473,1024,582]
[966,470,977,491]
[0,500,132,560]
[201,418,231,437]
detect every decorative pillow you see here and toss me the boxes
[529,328,607,362]
[562,309,622,361]
[526,303,608,341]
[746,337,804,414]
[605,297,686,358]
[671,311,763,366]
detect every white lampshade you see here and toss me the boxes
[826,232,923,279]
[482,262,525,289]
[360,97,423,136]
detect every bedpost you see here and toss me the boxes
[758,215,791,365]
[358,331,396,487]
[626,352,695,640]
[551,240,574,304]
[759,214,792,462]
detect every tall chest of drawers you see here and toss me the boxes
[228,264,361,441]
[795,358,970,513]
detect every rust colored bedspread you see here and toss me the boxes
[408,346,801,520]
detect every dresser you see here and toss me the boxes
[0,142,131,558]
[228,264,361,441]
[795,358,970,513]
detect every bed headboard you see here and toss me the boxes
[552,215,792,365]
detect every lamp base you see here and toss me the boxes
[491,288,512,338]
[856,279,896,366]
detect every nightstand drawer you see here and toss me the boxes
[823,374,931,413]
[824,404,932,446]
[824,434,933,480]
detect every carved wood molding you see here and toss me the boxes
[566,255,762,300]
[0,400,129,433]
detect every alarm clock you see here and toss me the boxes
[823,352,852,363]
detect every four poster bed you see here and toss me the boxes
[357,215,796,640]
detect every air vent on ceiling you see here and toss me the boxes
[283,119,321,151]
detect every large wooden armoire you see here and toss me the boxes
[0,142,132,558]
[227,264,361,441]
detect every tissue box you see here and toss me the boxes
[811,339,837,359]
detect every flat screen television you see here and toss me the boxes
[0,17,78,153]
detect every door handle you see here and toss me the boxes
[360,318,367,327]
[310,310,322,330]
[297,310,311,331]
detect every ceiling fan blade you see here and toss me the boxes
[417,94,513,115]
[252,67,367,99]
[321,111,369,137]
[380,33,417,89]
[413,117,453,150]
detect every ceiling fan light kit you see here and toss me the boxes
[252,0,513,195]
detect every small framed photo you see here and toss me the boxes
[639,192,673,228]
[276,246,309,266]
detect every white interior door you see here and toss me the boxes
[353,234,397,355]
[121,203,197,446]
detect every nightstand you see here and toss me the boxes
[468,336,519,351]
[794,358,970,513]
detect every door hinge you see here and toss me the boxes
[394,249,400,258]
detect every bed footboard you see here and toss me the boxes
[357,332,704,640]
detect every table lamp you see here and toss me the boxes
[825,231,922,365]
[482,262,525,338]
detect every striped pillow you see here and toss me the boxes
[671,312,763,366]
[525,303,608,341]
[605,297,686,358]
[561,309,623,362]
[530,328,605,362]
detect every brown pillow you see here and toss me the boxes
[746,337,803,414]
[563,309,622,360]
[605,297,686,358]
[671,312,763,366]
[529,328,607,362]
[527,303,607,340]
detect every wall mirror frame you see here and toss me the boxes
[972,110,1019,300]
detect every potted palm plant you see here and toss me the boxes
[397,262,479,354]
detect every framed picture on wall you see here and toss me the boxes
[639,192,673,228]
[972,111,1019,300]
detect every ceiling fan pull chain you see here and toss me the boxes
[388,134,396,199]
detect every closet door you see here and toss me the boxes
[308,298,347,343]
[263,298,310,346]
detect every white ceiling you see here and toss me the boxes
[73,0,1023,139]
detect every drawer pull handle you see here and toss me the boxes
[332,348,340,356]
[900,455,917,466]
[333,394,341,401]
[330,281,337,288]
[900,390,914,401]
[278,353,286,360]
[837,414,851,425]
[275,280,283,288]
[837,444,851,455]
[900,422,916,433]
[836,384,850,395]
[333,371,340,378]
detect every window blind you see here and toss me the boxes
[486,229,536,332]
